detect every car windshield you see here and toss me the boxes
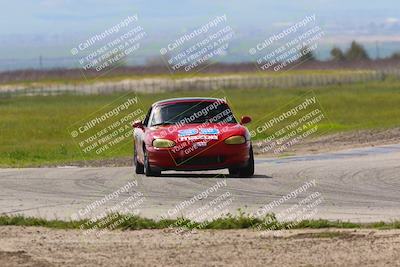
[150,101,236,126]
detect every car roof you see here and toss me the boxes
[152,97,227,107]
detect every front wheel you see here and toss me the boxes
[134,145,144,174]
[229,146,254,178]
[144,149,161,177]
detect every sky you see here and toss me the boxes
[0,0,399,70]
[1,0,399,34]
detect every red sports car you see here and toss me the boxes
[132,97,254,177]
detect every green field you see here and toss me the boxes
[1,79,400,167]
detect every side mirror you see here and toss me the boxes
[132,120,143,128]
[240,116,252,125]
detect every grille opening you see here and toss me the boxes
[176,156,224,165]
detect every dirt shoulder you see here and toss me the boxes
[253,126,400,156]
[0,226,399,266]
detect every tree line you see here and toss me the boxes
[328,41,399,61]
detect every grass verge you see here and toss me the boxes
[0,212,399,231]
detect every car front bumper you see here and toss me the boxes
[147,141,251,171]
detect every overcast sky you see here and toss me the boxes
[1,0,399,35]
[0,0,399,70]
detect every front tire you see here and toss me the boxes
[134,145,144,174]
[229,146,254,178]
[144,149,161,177]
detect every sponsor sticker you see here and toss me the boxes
[179,135,219,141]
[178,129,199,137]
[200,128,219,135]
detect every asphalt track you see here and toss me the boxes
[1,144,400,222]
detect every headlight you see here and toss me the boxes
[153,138,175,148]
[224,135,246,145]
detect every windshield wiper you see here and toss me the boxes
[151,121,176,126]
